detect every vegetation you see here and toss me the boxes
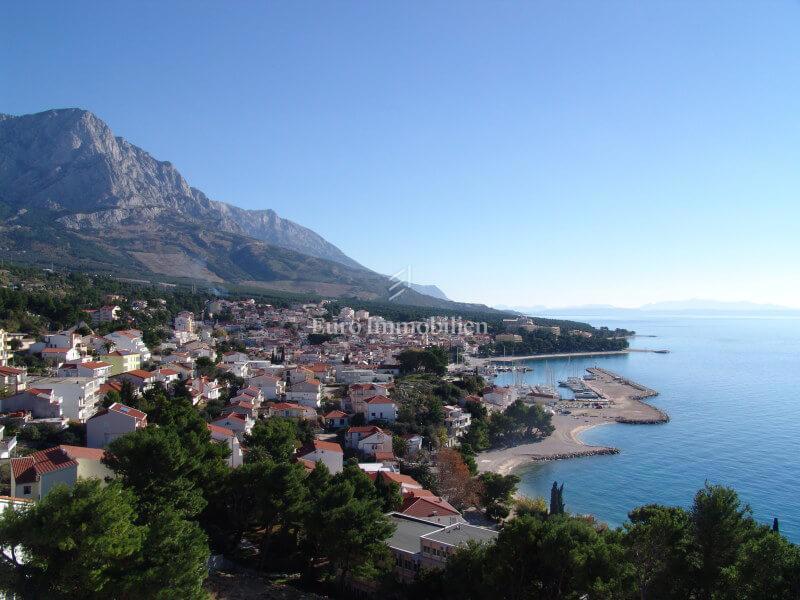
[416,483,800,600]
[480,324,632,357]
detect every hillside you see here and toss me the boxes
[0,109,499,314]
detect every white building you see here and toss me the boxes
[104,330,151,362]
[365,396,398,423]
[28,377,102,422]
[207,423,244,468]
[174,311,196,333]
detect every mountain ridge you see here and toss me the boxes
[0,108,362,268]
[0,108,503,315]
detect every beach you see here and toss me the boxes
[477,368,668,475]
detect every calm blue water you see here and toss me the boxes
[493,317,800,542]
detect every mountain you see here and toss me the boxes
[0,108,499,313]
[0,109,361,268]
[408,283,449,300]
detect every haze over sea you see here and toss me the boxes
[494,316,800,542]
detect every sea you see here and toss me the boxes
[492,316,800,542]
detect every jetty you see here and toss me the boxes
[477,368,668,474]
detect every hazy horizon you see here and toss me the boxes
[4,2,799,308]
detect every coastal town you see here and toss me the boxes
[0,270,669,593]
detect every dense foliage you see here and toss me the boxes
[416,483,800,600]
[480,325,631,357]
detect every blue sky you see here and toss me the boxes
[3,2,799,307]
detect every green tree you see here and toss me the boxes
[0,480,144,599]
[123,508,210,600]
[623,504,694,600]
[374,474,403,512]
[104,426,207,520]
[244,417,298,463]
[720,528,800,600]
[691,484,755,600]
[305,462,395,587]
[488,515,633,599]
[479,472,520,521]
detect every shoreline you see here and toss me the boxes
[473,350,630,365]
[477,368,668,475]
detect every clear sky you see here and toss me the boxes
[3,2,799,308]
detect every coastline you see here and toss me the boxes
[472,350,630,365]
[477,368,668,475]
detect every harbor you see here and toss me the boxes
[477,367,668,474]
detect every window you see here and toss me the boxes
[23,485,31,495]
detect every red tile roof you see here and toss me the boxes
[347,426,383,435]
[401,495,460,518]
[207,423,235,437]
[366,395,395,405]
[107,403,147,421]
[324,410,348,419]
[123,369,154,379]
[11,446,79,484]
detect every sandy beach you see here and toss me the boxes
[477,368,668,475]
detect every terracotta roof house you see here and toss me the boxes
[10,445,112,501]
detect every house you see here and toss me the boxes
[104,330,151,361]
[230,386,264,408]
[373,471,424,495]
[10,445,113,501]
[87,305,121,324]
[207,423,244,468]
[114,369,158,394]
[385,513,498,582]
[211,412,254,439]
[100,351,141,376]
[0,388,63,419]
[189,376,222,402]
[40,346,81,364]
[26,377,102,422]
[266,402,317,421]
[285,378,322,409]
[400,491,463,526]
[0,365,27,395]
[443,405,471,445]
[323,410,349,429]
[220,351,249,364]
[401,433,424,457]
[56,361,112,382]
[225,399,256,419]
[174,311,196,333]
[364,396,397,423]
[86,402,148,448]
[483,386,516,409]
[286,366,314,384]
[296,439,344,474]
[248,373,285,400]
[348,383,392,413]
[345,426,393,458]
[152,367,181,385]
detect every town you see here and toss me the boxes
[0,270,552,596]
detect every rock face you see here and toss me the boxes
[0,109,362,268]
[0,108,501,313]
